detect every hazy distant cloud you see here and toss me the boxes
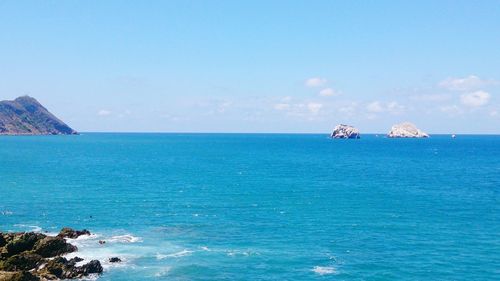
[439,75,496,91]
[274,99,323,117]
[440,104,463,116]
[305,77,327,87]
[366,101,384,113]
[274,103,290,110]
[319,88,339,97]
[366,101,404,114]
[307,102,323,114]
[460,91,490,107]
[217,101,232,113]
[117,110,132,118]
[338,102,358,116]
[410,93,451,102]
[97,109,112,116]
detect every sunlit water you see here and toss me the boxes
[1,133,499,280]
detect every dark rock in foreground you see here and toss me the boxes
[32,236,77,258]
[0,96,77,135]
[331,124,360,139]
[0,270,39,281]
[0,228,102,280]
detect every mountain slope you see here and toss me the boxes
[0,96,77,135]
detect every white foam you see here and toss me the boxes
[63,232,144,271]
[312,266,337,275]
[154,266,172,277]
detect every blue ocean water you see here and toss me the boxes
[1,133,499,280]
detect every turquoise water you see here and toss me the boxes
[1,133,499,280]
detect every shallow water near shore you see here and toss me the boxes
[1,133,499,280]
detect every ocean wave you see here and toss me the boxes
[156,249,193,259]
[312,266,337,275]
[226,249,260,257]
[13,224,42,232]
[108,234,142,243]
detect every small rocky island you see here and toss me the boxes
[331,124,360,139]
[0,96,77,135]
[387,122,429,138]
[0,228,102,280]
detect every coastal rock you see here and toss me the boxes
[1,229,103,280]
[0,271,39,281]
[0,252,44,271]
[0,96,77,135]
[68,257,83,265]
[387,122,429,138]
[1,233,46,258]
[40,257,103,279]
[78,260,103,275]
[331,124,360,139]
[33,236,77,257]
[58,228,90,239]
[109,257,121,263]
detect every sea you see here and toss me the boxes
[1,133,499,280]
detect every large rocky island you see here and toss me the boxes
[0,96,77,135]
[0,228,102,280]
[387,122,429,138]
[331,124,360,139]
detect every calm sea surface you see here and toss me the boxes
[1,133,499,280]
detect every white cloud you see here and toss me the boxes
[97,109,112,116]
[460,91,490,107]
[307,102,323,114]
[319,88,339,97]
[490,110,498,117]
[305,77,327,87]
[274,103,290,110]
[439,75,496,91]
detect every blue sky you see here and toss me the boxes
[1,1,499,133]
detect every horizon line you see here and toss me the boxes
[74,131,500,136]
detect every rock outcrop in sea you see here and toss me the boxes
[331,124,360,139]
[0,228,103,280]
[387,122,429,138]
[0,96,77,135]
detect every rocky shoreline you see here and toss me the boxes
[0,228,103,281]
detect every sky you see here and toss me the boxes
[0,0,499,133]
